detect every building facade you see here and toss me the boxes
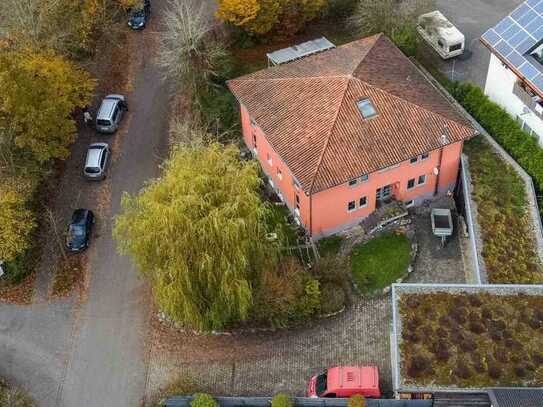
[481,0,543,143]
[229,34,476,238]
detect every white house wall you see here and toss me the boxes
[484,53,543,144]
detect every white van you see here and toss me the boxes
[417,11,464,59]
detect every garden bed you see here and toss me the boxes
[464,137,543,284]
[394,285,543,390]
[351,232,412,294]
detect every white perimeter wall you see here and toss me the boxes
[484,53,543,144]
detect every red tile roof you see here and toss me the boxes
[228,34,476,194]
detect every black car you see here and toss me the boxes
[128,0,151,30]
[66,209,95,253]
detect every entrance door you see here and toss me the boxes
[376,184,392,207]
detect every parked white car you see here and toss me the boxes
[417,10,465,59]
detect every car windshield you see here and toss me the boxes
[69,225,85,238]
[316,373,327,397]
[130,8,144,17]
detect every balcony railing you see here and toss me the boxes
[512,80,543,120]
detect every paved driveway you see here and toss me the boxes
[0,3,172,406]
[430,0,523,87]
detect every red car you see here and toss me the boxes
[307,366,381,398]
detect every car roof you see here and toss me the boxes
[97,98,119,121]
[72,209,89,223]
[85,145,105,168]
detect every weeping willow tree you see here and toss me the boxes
[114,142,277,331]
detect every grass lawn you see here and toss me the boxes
[465,137,543,283]
[351,233,411,294]
[318,235,344,257]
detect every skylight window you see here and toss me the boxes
[357,99,377,119]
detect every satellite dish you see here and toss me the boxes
[433,167,440,176]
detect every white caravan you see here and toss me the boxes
[417,10,465,59]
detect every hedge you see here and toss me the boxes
[446,82,543,195]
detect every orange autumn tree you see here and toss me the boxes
[216,0,327,36]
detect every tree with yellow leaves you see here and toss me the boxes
[0,48,95,162]
[216,0,327,36]
[0,178,36,263]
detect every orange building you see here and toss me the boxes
[228,34,476,238]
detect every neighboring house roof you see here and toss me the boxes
[488,388,543,407]
[228,34,476,194]
[481,0,543,93]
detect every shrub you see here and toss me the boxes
[252,257,321,327]
[191,394,218,407]
[271,393,293,407]
[317,235,344,257]
[0,377,36,407]
[320,282,346,315]
[347,394,366,407]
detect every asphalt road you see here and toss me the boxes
[58,22,172,407]
[432,0,524,87]
[0,3,171,406]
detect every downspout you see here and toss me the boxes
[434,146,444,196]
[309,192,313,238]
[434,133,448,196]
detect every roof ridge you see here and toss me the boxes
[309,77,351,194]
[368,35,472,127]
[228,75,351,83]
[348,32,384,76]
[355,77,472,130]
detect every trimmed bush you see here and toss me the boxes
[347,394,366,407]
[190,393,218,407]
[447,81,543,197]
[271,393,293,407]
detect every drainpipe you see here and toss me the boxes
[309,192,313,238]
[434,146,444,196]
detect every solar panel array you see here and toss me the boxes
[266,37,335,66]
[481,0,543,90]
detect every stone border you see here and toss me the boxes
[390,283,543,393]
[460,154,485,284]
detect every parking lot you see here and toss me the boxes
[432,0,524,86]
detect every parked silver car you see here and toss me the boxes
[95,94,127,134]
[84,143,110,180]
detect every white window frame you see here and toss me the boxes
[410,156,418,164]
[421,152,430,161]
[418,174,427,186]
[267,153,272,166]
[360,174,369,182]
[277,168,283,180]
[250,118,257,128]
[348,179,358,187]
[293,180,301,191]
[347,200,356,212]
[359,196,368,208]
[407,178,416,190]
[405,200,415,208]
